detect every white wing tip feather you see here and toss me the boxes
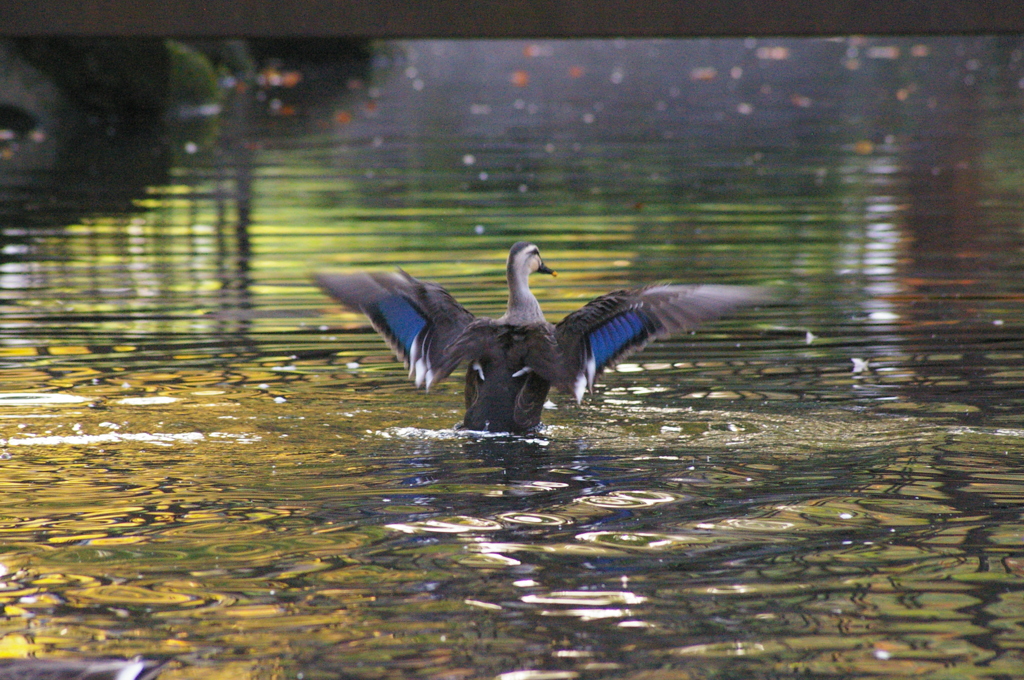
[407,330,446,392]
[410,331,433,389]
[408,331,422,378]
[573,353,598,403]
[573,374,587,403]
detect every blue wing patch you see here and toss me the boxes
[374,295,427,354]
[588,310,649,369]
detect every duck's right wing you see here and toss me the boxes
[555,284,774,402]
[314,270,475,390]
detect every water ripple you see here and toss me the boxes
[387,516,504,533]
[576,490,682,508]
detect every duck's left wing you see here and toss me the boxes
[315,270,475,390]
[555,284,773,402]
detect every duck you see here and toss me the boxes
[315,242,771,433]
[0,658,166,680]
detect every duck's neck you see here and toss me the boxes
[502,269,544,325]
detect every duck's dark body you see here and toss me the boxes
[315,242,772,433]
[459,323,554,432]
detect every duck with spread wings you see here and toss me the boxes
[315,242,772,433]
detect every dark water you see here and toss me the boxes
[3,37,1024,679]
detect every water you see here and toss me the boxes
[2,36,1024,678]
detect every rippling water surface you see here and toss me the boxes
[3,37,1024,679]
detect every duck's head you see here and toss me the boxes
[507,241,557,280]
